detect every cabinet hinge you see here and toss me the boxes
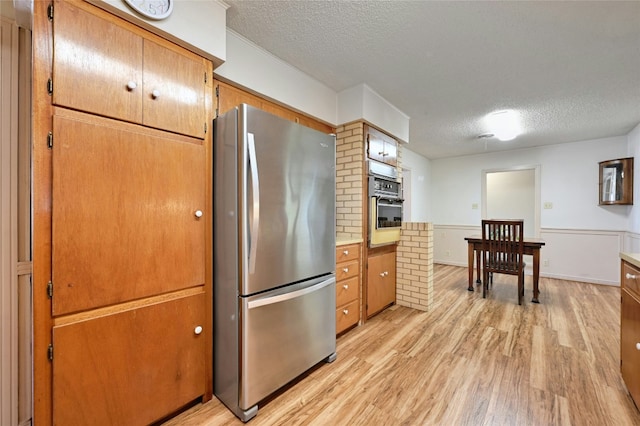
[215,85,219,97]
[47,78,53,95]
[48,344,54,360]
[204,72,207,84]
[204,122,207,134]
[47,3,54,21]
[47,132,53,149]
[47,281,53,298]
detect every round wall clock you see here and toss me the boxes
[123,0,174,20]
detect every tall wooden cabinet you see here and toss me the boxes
[621,256,640,408]
[33,1,213,424]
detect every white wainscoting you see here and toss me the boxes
[434,224,626,286]
[626,232,640,253]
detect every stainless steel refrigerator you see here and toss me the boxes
[213,104,337,422]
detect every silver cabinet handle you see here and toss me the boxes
[636,342,640,351]
[343,268,349,273]
[194,326,203,335]
[343,250,349,255]
[195,210,203,218]
[152,89,161,99]
[343,309,349,315]
[343,284,349,290]
[380,272,385,277]
[126,81,137,91]
[627,273,637,280]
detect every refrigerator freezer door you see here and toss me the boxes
[240,105,336,296]
[240,275,336,410]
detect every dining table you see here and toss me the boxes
[464,235,546,303]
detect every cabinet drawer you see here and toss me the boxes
[336,243,360,263]
[337,276,359,306]
[623,262,640,299]
[336,260,359,281]
[336,299,359,334]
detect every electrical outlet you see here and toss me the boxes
[445,250,451,257]
[543,202,553,209]
[543,259,549,267]
[471,203,479,210]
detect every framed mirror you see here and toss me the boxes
[599,157,634,205]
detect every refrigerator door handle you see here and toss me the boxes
[247,276,336,309]
[247,132,260,274]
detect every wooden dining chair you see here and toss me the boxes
[481,219,526,305]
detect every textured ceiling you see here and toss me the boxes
[224,0,640,159]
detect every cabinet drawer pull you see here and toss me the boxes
[626,273,637,280]
[195,210,203,218]
[343,268,349,273]
[126,81,137,91]
[380,272,385,277]
[194,325,203,335]
[636,342,640,351]
[152,89,161,99]
[343,309,349,315]
[343,284,349,290]
[343,250,349,255]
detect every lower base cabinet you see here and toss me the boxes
[52,292,205,426]
[367,249,396,318]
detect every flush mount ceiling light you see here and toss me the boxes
[484,110,521,141]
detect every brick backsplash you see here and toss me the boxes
[335,123,364,240]
[396,222,434,311]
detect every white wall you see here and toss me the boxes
[432,136,630,229]
[628,122,640,234]
[401,147,431,222]
[431,135,633,285]
[337,83,410,143]
[216,30,338,126]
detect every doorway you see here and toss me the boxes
[481,166,540,238]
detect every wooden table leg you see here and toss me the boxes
[532,248,540,303]
[475,247,481,284]
[467,242,474,291]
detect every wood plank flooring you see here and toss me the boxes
[163,264,640,425]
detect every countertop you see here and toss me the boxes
[336,236,363,246]
[620,252,640,269]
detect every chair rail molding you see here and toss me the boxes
[434,224,625,286]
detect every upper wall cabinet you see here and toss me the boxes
[366,124,397,167]
[52,0,208,139]
[599,157,634,205]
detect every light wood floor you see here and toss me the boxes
[164,264,640,425]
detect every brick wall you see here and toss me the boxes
[335,123,364,240]
[396,222,434,311]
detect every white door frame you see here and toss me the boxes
[481,164,541,237]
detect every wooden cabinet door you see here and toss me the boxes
[53,292,205,426]
[621,289,640,406]
[143,40,207,139]
[367,131,386,164]
[366,126,398,166]
[52,109,205,315]
[52,0,143,123]
[367,251,396,317]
